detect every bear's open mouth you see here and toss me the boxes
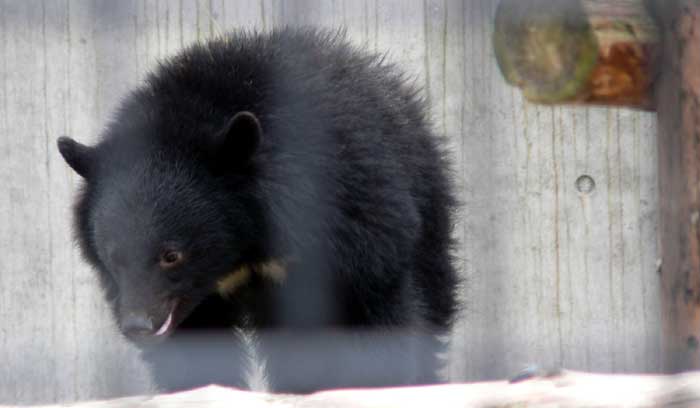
[154,307,174,336]
[153,298,180,338]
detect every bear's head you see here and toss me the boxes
[57,111,265,345]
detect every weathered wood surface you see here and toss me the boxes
[6,371,700,408]
[651,0,700,372]
[0,0,661,404]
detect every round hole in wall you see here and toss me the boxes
[575,175,595,194]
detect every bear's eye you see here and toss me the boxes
[159,250,184,269]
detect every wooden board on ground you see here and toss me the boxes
[7,371,700,408]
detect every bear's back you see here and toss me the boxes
[115,28,457,330]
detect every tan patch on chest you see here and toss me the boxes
[254,260,288,284]
[216,259,289,298]
[216,265,252,298]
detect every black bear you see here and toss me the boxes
[57,28,458,393]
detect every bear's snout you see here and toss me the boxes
[121,313,155,339]
[120,299,178,344]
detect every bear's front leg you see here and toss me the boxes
[141,331,251,393]
[257,328,442,393]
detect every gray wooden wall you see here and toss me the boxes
[0,0,662,404]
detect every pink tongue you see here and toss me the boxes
[155,311,173,336]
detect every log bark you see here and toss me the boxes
[8,370,700,408]
[651,0,700,373]
[494,0,659,109]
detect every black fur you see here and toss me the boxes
[58,28,458,393]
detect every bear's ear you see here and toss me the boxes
[214,111,262,165]
[57,136,94,179]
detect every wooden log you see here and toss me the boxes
[650,0,700,372]
[494,0,659,109]
[8,370,700,408]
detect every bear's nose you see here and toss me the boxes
[121,314,155,338]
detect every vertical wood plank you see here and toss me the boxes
[0,2,54,401]
[652,0,700,372]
